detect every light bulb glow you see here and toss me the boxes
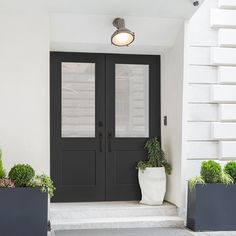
[111,31,135,46]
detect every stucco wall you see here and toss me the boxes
[0,10,189,207]
[161,25,185,207]
[0,12,50,174]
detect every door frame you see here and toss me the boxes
[50,52,161,202]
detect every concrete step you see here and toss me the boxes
[50,228,193,236]
[50,201,178,219]
[51,216,184,231]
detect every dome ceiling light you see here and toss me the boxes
[111,18,135,47]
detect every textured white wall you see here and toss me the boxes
[0,12,50,174]
[183,0,236,191]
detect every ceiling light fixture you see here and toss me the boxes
[111,18,135,47]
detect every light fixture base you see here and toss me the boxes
[113,18,125,29]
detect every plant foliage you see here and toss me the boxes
[189,160,235,190]
[220,172,234,185]
[0,150,6,179]
[200,160,222,183]
[224,161,236,184]
[137,137,172,174]
[188,176,205,191]
[8,164,35,187]
[27,174,55,198]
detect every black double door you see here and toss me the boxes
[50,52,160,202]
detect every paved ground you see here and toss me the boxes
[49,228,236,236]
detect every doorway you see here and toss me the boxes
[50,52,160,202]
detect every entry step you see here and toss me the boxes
[50,201,178,219]
[51,215,184,230]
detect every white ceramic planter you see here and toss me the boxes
[138,167,166,205]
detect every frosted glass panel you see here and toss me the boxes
[115,64,149,137]
[62,62,95,137]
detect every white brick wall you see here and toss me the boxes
[219,0,236,10]
[183,0,236,182]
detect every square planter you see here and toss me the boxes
[0,188,48,236]
[187,184,236,231]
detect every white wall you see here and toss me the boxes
[0,10,186,206]
[161,25,185,207]
[0,12,50,174]
[182,0,236,205]
[0,8,190,207]
[50,13,184,54]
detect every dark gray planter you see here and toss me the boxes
[187,184,236,231]
[0,188,48,236]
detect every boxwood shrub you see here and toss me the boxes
[224,161,236,184]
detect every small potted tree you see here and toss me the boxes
[0,150,55,236]
[187,160,236,232]
[137,137,171,205]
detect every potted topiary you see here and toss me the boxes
[137,137,171,205]
[187,160,236,232]
[0,150,55,236]
[224,161,236,183]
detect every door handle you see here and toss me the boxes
[99,133,103,152]
[108,132,112,152]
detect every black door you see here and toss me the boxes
[50,52,160,202]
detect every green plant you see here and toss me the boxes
[137,137,172,174]
[221,172,234,185]
[224,161,236,183]
[188,176,205,190]
[27,174,55,198]
[0,150,6,179]
[200,160,222,183]
[8,164,35,187]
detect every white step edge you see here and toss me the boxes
[50,202,177,218]
[51,216,184,230]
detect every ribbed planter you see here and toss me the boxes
[0,188,48,236]
[187,184,236,231]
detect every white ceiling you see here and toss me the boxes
[0,0,201,19]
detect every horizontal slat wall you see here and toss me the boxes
[188,47,211,65]
[187,141,218,159]
[219,29,236,47]
[188,104,218,121]
[188,84,213,103]
[184,0,236,171]
[219,0,236,10]
[210,9,236,28]
[211,85,236,103]
[183,0,236,185]
[211,48,236,65]
[218,66,236,84]
[219,141,236,159]
[219,104,236,121]
[187,123,212,141]
[212,123,236,140]
[188,66,217,84]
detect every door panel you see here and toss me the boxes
[50,52,160,202]
[50,52,106,202]
[106,54,160,200]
